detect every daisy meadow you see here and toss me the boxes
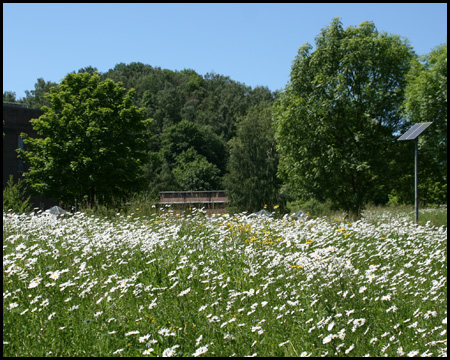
[3,207,447,357]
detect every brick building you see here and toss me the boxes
[3,102,56,208]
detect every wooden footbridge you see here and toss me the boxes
[159,190,228,214]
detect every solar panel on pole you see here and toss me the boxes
[397,122,433,224]
[397,122,432,141]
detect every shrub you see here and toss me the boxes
[3,175,32,213]
[287,198,336,218]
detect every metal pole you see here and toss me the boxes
[414,139,418,224]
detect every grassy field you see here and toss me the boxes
[360,205,447,229]
[3,206,447,357]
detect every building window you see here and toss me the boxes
[18,135,24,173]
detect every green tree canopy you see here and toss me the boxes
[394,42,447,205]
[225,103,283,212]
[21,78,59,109]
[17,72,151,207]
[274,18,414,218]
[404,43,447,133]
[172,147,221,191]
[3,91,17,102]
[161,120,226,173]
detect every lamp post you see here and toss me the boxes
[397,122,432,224]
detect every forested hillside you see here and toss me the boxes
[5,62,279,209]
[100,63,278,202]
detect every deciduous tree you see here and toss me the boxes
[18,72,151,207]
[22,78,59,109]
[400,42,447,205]
[3,91,17,102]
[172,147,221,191]
[274,18,414,218]
[225,103,283,212]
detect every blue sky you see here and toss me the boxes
[3,3,447,99]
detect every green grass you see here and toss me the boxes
[3,207,447,357]
[412,206,447,228]
[360,205,447,228]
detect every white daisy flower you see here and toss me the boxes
[192,345,209,357]
[323,334,334,344]
[125,330,140,336]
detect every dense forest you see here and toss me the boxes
[3,20,447,216]
[5,63,280,210]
